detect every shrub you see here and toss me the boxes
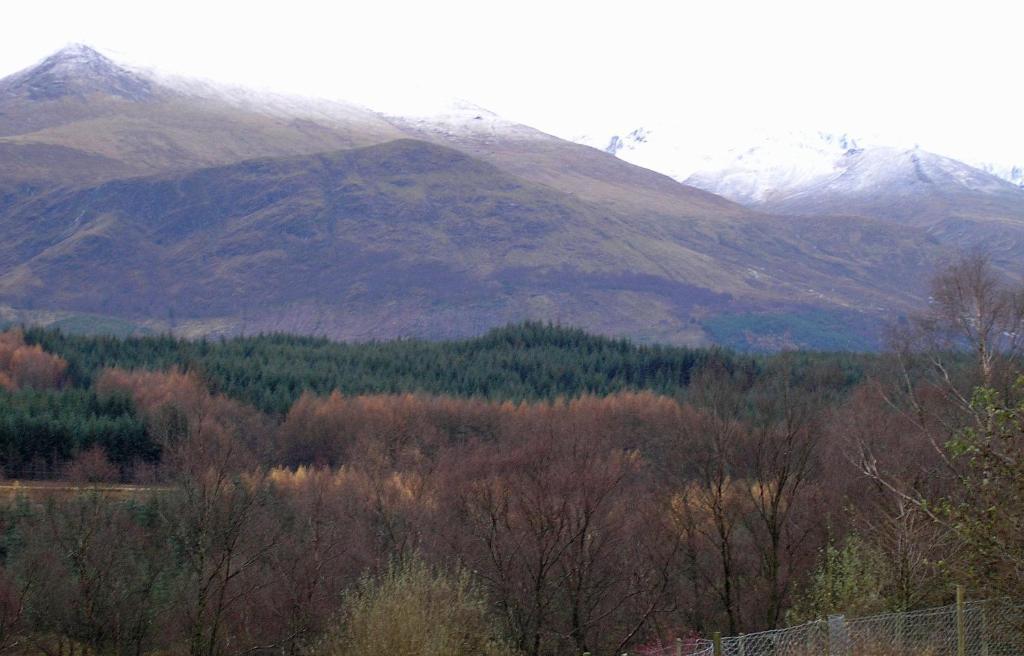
[317,557,517,656]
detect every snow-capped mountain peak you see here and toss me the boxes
[584,127,648,156]
[815,131,861,152]
[380,97,555,143]
[580,128,871,204]
[575,126,1024,204]
[687,141,1022,207]
[604,127,652,155]
[977,162,1024,188]
[0,44,549,142]
[0,43,153,101]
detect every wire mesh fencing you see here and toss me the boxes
[720,620,828,656]
[713,597,1023,656]
[634,637,716,656]
[596,595,1022,656]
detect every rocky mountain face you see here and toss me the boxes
[0,45,977,349]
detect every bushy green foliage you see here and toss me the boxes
[941,379,1024,597]
[317,557,518,656]
[787,535,888,623]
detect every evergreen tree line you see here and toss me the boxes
[0,389,154,479]
[22,322,871,415]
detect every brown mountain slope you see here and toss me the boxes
[389,112,744,218]
[0,45,965,347]
[0,45,745,225]
[0,138,947,344]
[0,46,405,182]
[709,146,1024,268]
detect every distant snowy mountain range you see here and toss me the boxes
[576,128,1024,206]
[576,126,1024,269]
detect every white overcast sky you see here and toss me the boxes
[2,0,1022,165]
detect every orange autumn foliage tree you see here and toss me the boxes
[0,329,67,390]
[95,368,270,478]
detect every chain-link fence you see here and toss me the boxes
[635,637,715,656]
[715,598,1023,656]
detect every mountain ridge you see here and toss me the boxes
[578,126,1024,191]
[0,45,984,349]
[578,127,1024,266]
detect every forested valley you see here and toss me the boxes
[0,255,1021,656]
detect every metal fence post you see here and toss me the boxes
[737,633,745,656]
[675,637,683,656]
[957,585,966,656]
[828,614,849,656]
[713,631,722,656]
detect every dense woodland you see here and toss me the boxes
[0,255,1022,656]
[22,324,759,412]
